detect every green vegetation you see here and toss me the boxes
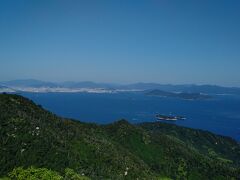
[0,94,240,179]
[0,167,90,180]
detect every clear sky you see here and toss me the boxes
[0,0,240,86]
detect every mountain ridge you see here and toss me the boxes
[1,93,240,179]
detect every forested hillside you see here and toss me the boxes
[0,94,239,179]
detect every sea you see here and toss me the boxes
[21,92,240,141]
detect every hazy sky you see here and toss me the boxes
[0,0,240,86]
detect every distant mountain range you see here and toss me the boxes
[1,79,240,95]
[1,79,57,88]
[122,82,240,95]
[0,79,116,89]
[0,85,15,93]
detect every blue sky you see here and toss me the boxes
[0,0,240,86]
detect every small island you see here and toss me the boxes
[146,89,212,100]
[156,114,186,121]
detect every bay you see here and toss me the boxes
[21,92,240,141]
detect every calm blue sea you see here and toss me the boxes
[21,92,240,141]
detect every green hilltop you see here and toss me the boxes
[0,94,240,179]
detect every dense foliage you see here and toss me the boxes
[0,167,90,180]
[0,94,240,179]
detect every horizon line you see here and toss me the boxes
[0,78,240,88]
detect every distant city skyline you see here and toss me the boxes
[1,0,240,87]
